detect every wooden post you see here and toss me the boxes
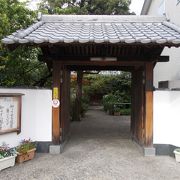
[52,60,61,144]
[60,68,71,142]
[131,71,136,139]
[131,68,144,145]
[73,70,83,121]
[144,62,154,146]
[76,71,83,118]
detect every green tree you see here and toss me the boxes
[40,0,132,15]
[84,72,131,103]
[0,0,49,87]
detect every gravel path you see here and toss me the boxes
[1,108,180,180]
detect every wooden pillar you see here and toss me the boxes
[144,62,154,146]
[137,68,145,144]
[131,71,136,138]
[131,68,144,145]
[61,68,71,142]
[73,70,83,121]
[52,61,61,144]
[76,71,83,118]
[66,70,71,134]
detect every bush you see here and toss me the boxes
[102,94,117,112]
[102,93,131,116]
[84,72,131,105]
[81,95,90,117]
[120,108,131,115]
[70,71,131,118]
[71,93,90,120]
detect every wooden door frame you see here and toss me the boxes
[52,60,154,147]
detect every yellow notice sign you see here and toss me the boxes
[53,87,59,99]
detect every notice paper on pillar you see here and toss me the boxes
[52,99,60,108]
[53,87,59,99]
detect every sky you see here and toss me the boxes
[130,0,145,15]
[21,0,145,15]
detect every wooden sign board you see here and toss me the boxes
[0,93,23,135]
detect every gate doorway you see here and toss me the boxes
[52,61,154,153]
[69,70,132,151]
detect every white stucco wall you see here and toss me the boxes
[148,0,165,16]
[1,89,179,148]
[0,88,52,148]
[154,90,180,147]
[147,0,180,87]
[155,47,180,87]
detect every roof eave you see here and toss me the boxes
[3,42,180,49]
[141,0,152,15]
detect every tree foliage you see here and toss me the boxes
[0,0,132,87]
[83,72,131,115]
[0,0,49,87]
[84,72,131,102]
[40,0,132,15]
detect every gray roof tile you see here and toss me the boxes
[2,15,180,46]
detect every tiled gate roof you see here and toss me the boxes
[2,15,180,46]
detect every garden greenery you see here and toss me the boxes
[0,143,16,159]
[16,139,36,154]
[82,72,131,116]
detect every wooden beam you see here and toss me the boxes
[55,60,145,67]
[52,61,61,144]
[42,56,158,62]
[144,62,154,146]
[67,66,134,71]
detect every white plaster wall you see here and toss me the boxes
[154,90,180,147]
[165,0,180,26]
[148,0,180,25]
[146,0,180,87]
[0,88,52,148]
[148,2,180,147]
[148,0,165,16]
[154,47,180,87]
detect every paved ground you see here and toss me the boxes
[1,108,180,180]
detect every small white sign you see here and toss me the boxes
[52,99,60,108]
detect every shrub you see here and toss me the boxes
[80,95,90,117]
[71,93,90,120]
[120,108,131,115]
[102,93,131,116]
